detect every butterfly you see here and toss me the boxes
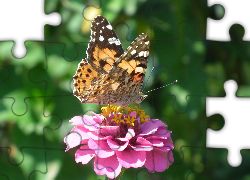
[73,15,149,106]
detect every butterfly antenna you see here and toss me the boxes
[142,67,155,92]
[145,80,178,94]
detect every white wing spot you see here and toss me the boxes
[145,41,149,45]
[138,51,148,57]
[131,50,136,55]
[106,25,112,30]
[135,67,143,73]
[139,51,144,57]
[108,37,121,45]
[99,35,104,41]
[96,22,99,25]
[100,30,102,33]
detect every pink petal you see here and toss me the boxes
[154,128,171,138]
[126,129,135,138]
[129,111,137,117]
[75,145,95,164]
[107,137,129,151]
[87,131,106,140]
[145,149,174,172]
[145,137,165,147]
[94,155,122,179]
[141,119,168,135]
[89,111,105,123]
[130,137,153,151]
[162,138,174,149]
[69,116,85,126]
[88,138,115,158]
[100,126,119,136]
[81,115,101,131]
[149,119,167,128]
[116,149,146,168]
[64,128,89,151]
[140,123,158,135]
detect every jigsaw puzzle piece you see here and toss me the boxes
[191,148,250,179]
[207,0,250,41]
[0,95,62,179]
[206,80,250,167]
[135,146,206,179]
[38,108,105,179]
[0,41,48,115]
[44,0,102,61]
[205,24,249,96]
[28,42,87,97]
[148,23,206,114]
[43,95,99,149]
[0,0,61,58]
[149,0,207,41]
[0,147,46,180]
[141,94,207,177]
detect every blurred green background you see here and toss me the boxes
[1,0,250,179]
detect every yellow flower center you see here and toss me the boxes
[101,105,149,126]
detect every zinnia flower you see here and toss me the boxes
[64,105,174,179]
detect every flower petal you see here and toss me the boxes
[64,128,89,151]
[94,155,122,179]
[145,149,174,172]
[140,123,158,135]
[107,137,129,151]
[140,119,168,136]
[145,137,165,147]
[100,126,119,136]
[116,149,146,168]
[69,116,85,126]
[75,145,95,164]
[130,137,153,151]
[88,138,115,158]
[126,129,135,139]
[154,128,171,138]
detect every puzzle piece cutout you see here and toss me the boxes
[207,0,250,41]
[206,80,250,167]
[0,0,61,58]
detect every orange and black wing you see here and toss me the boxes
[86,15,124,74]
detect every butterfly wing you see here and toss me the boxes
[73,15,125,103]
[84,33,150,105]
[87,15,124,74]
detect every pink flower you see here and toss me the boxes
[64,106,174,179]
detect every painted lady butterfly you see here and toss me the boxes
[73,15,149,106]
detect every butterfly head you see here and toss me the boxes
[135,92,148,104]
